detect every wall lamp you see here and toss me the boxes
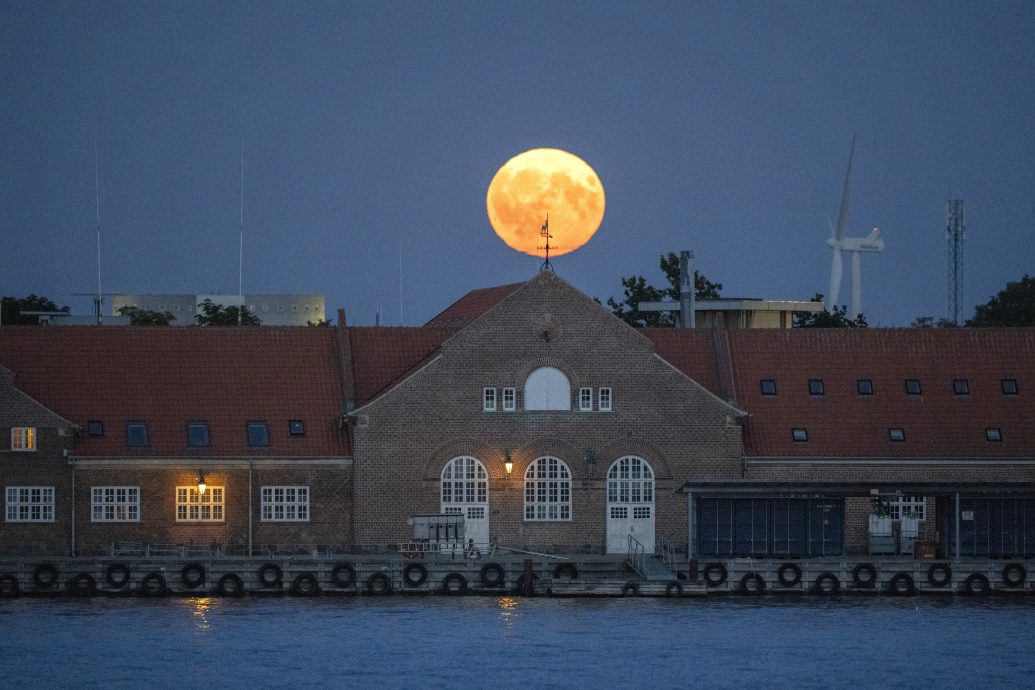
[504,449,513,476]
[197,470,207,496]
[584,449,597,471]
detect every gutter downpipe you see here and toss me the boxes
[954,491,961,564]
[248,462,254,557]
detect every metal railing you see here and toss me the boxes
[657,535,679,574]
[627,535,646,577]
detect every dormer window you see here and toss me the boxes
[187,422,210,447]
[808,379,825,396]
[760,380,777,396]
[524,367,571,411]
[1001,379,1019,395]
[857,379,874,395]
[953,379,970,395]
[126,422,149,448]
[792,428,808,442]
[905,379,922,396]
[986,428,1002,442]
[87,421,104,437]
[889,428,906,442]
[247,422,270,447]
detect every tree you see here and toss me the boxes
[910,316,957,328]
[194,299,262,327]
[118,305,176,326]
[967,275,1035,327]
[306,319,332,327]
[606,253,723,327]
[793,293,868,328]
[0,294,69,325]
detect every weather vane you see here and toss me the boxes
[539,214,553,272]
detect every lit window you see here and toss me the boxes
[187,422,210,447]
[524,457,571,521]
[126,422,149,448]
[889,495,925,520]
[986,428,1002,442]
[289,420,305,436]
[502,387,516,412]
[261,486,309,522]
[953,379,970,395]
[87,421,104,437]
[247,422,270,447]
[175,486,224,522]
[760,380,777,396]
[808,379,825,396]
[889,428,905,442]
[5,486,54,522]
[483,387,497,412]
[579,387,593,411]
[905,379,922,396]
[523,367,571,411]
[857,379,874,395]
[792,428,808,442]
[10,427,36,452]
[598,387,613,412]
[91,486,140,522]
[1001,379,1018,395]
[441,456,488,507]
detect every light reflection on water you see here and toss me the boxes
[1,596,1033,688]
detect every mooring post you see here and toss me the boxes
[521,558,534,596]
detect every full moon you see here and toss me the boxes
[486,148,605,257]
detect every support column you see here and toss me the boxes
[686,491,695,558]
[954,492,961,564]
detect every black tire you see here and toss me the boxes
[553,563,578,580]
[403,563,428,587]
[777,562,802,587]
[32,563,58,590]
[292,572,319,596]
[888,572,915,596]
[927,563,952,588]
[181,562,206,589]
[740,572,765,595]
[1002,563,1027,588]
[216,573,245,597]
[703,563,728,586]
[622,582,639,597]
[367,572,391,595]
[964,572,991,596]
[814,572,840,595]
[443,572,468,595]
[257,563,283,588]
[480,563,505,587]
[331,563,355,588]
[852,563,877,588]
[68,573,97,597]
[140,572,168,597]
[666,581,683,597]
[105,563,131,589]
[0,573,20,597]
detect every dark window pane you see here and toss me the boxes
[808,379,825,395]
[953,379,970,395]
[760,380,777,396]
[905,379,922,395]
[1001,379,1018,395]
[889,428,905,442]
[127,423,149,447]
[187,422,209,447]
[857,379,873,395]
[289,420,305,436]
[792,428,808,442]
[986,428,1002,442]
[88,421,104,437]
[248,422,270,447]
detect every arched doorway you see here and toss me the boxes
[441,456,489,549]
[606,456,655,554]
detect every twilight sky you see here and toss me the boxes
[2,1,1032,327]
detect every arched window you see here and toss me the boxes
[524,457,571,521]
[441,456,488,507]
[607,456,655,506]
[524,367,571,410]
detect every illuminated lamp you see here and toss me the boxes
[504,449,513,476]
[197,470,207,496]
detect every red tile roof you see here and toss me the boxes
[641,328,722,395]
[424,283,524,329]
[0,326,348,457]
[345,327,454,405]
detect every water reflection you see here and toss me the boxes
[176,596,213,633]
[497,596,518,628]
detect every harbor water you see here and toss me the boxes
[2,596,1033,688]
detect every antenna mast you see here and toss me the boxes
[94,140,103,325]
[238,142,244,326]
[539,214,553,271]
[946,200,966,325]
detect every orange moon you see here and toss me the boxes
[486,148,605,257]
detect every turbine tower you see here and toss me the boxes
[946,200,966,325]
[825,137,884,320]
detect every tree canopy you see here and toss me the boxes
[194,299,262,327]
[793,294,868,328]
[118,305,176,326]
[606,253,723,327]
[967,275,1035,327]
[1,294,69,325]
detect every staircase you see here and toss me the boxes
[626,535,680,581]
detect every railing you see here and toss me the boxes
[627,535,646,577]
[657,536,679,574]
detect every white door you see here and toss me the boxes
[441,456,489,550]
[606,456,655,554]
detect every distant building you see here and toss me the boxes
[110,293,325,326]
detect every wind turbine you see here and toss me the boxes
[826,136,884,320]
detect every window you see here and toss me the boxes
[126,422,149,448]
[579,387,593,411]
[889,428,905,442]
[953,379,970,395]
[483,387,497,412]
[598,387,613,412]
[857,379,874,395]
[187,422,210,447]
[441,456,488,506]
[986,428,1002,442]
[808,379,825,396]
[289,420,305,436]
[523,367,571,411]
[10,427,36,452]
[905,379,922,396]
[87,421,104,437]
[760,379,777,396]
[889,495,925,520]
[524,457,571,521]
[261,486,309,522]
[502,387,516,412]
[91,486,140,522]
[175,486,224,522]
[5,486,54,522]
[792,428,808,442]
[607,456,654,505]
[247,422,270,447]
[1001,379,1018,395]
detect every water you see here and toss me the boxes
[2,596,1033,688]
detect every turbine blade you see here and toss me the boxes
[833,135,855,241]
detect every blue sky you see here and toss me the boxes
[2,1,1032,326]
